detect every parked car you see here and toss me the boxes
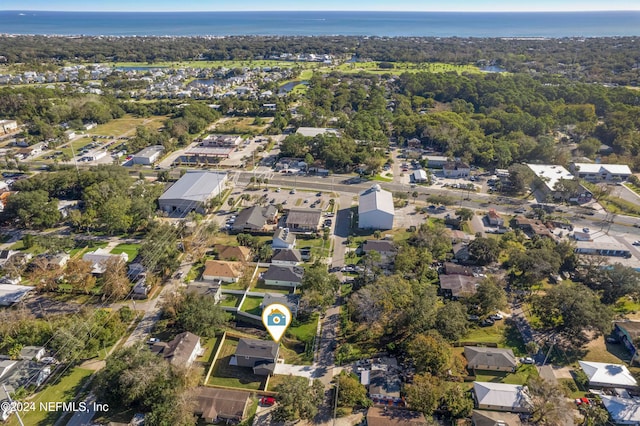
[147,338,160,344]
[290,189,296,194]
[633,241,640,246]
[521,357,535,364]
[260,397,276,406]
[468,315,480,321]
[606,336,620,344]
[583,227,590,233]
[489,313,504,320]
[480,318,494,327]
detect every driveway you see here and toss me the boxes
[273,363,316,378]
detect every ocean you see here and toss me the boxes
[0,10,639,37]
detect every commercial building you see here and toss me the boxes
[443,161,471,178]
[570,162,633,182]
[358,184,394,230]
[295,127,340,138]
[158,171,227,215]
[527,164,592,202]
[132,145,164,165]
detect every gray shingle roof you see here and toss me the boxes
[262,265,304,283]
[235,338,279,360]
[272,249,302,263]
[464,346,517,370]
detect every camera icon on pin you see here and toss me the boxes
[267,309,286,326]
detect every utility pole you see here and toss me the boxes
[333,375,339,426]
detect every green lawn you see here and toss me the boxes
[207,338,266,390]
[85,114,164,136]
[110,243,140,261]
[196,336,221,364]
[253,280,291,294]
[7,368,94,426]
[240,296,263,315]
[335,61,480,75]
[473,364,538,386]
[220,294,242,308]
[287,314,319,343]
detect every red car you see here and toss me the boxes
[260,397,276,406]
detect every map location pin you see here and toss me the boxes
[262,303,292,343]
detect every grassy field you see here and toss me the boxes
[85,114,166,137]
[60,137,93,158]
[7,368,94,426]
[207,337,266,390]
[335,61,480,75]
[213,117,273,134]
[110,243,140,261]
[240,296,263,315]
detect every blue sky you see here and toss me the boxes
[2,0,640,12]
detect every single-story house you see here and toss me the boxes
[452,242,471,263]
[271,249,302,266]
[514,217,555,239]
[262,265,304,288]
[193,387,251,423]
[261,293,300,318]
[575,235,631,258]
[150,331,202,368]
[464,347,517,372]
[443,161,470,178]
[362,240,396,257]
[366,407,427,426]
[202,260,244,283]
[158,171,227,215]
[128,263,146,280]
[82,248,128,274]
[367,369,402,403]
[233,338,280,376]
[472,410,522,426]
[439,274,481,298]
[232,205,278,232]
[285,208,322,232]
[486,209,504,227]
[0,284,34,307]
[600,395,640,425]
[272,228,296,249]
[473,382,532,413]
[578,360,638,389]
[214,244,252,262]
[186,280,223,304]
[411,169,428,183]
[19,346,46,361]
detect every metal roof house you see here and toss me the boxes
[464,347,517,372]
[473,382,532,413]
[358,185,394,230]
[579,361,638,389]
[158,171,227,215]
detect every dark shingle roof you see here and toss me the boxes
[262,265,304,283]
[271,249,302,263]
[235,338,279,360]
[464,346,517,370]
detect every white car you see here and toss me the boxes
[489,313,503,320]
[521,357,535,364]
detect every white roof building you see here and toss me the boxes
[473,382,532,413]
[412,169,428,183]
[579,361,638,389]
[358,184,395,230]
[295,127,340,138]
[158,171,227,215]
[601,395,640,425]
[82,248,128,274]
[527,164,575,192]
[571,163,633,182]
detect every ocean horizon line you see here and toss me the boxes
[2,9,640,13]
